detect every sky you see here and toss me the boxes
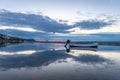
[0,0,120,37]
[0,0,120,21]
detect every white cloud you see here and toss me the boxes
[0,26,44,32]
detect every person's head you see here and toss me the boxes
[67,39,70,43]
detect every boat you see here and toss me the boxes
[69,43,98,48]
[65,40,98,49]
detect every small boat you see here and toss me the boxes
[65,47,98,52]
[64,40,98,50]
[69,43,98,48]
[65,42,98,52]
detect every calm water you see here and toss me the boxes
[0,43,120,80]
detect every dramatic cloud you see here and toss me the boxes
[0,9,71,33]
[0,9,119,39]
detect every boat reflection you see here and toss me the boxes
[65,46,98,53]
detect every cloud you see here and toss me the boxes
[0,26,41,32]
[0,9,119,39]
[0,9,71,33]
[73,19,113,30]
[68,22,120,34]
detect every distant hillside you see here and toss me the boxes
[0,34,25,43]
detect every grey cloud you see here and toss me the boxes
[73,20,113,30]
[0,9,71,33]
[0,9,115,39]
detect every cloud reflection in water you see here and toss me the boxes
[0,43,112,71]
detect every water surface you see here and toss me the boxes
[0,43,120,80]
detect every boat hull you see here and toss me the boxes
[70,45,98,48]
[69,43,98,48]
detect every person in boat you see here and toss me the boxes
[64,39,71,47]
[64,39,71,52]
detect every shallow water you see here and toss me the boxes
[0,43,120,80]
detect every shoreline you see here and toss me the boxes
[1,40,120,47]
[35,40,120,46]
